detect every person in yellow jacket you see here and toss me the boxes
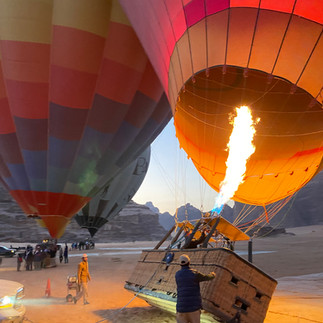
[73,254,91,305]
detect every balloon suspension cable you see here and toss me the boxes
[174,207,179,224]
[263,204,269,223]
[239,195,294,237]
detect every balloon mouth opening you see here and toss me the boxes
[173,65,322,206]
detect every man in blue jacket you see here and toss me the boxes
[175,254,216,323]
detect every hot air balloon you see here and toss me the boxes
[0,0,171,238]
[120,0,323,207]
[75,145,150,237]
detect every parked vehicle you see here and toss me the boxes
[0,279,25,323]
[0,246,15,258]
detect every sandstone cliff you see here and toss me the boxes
[0,186,166,243]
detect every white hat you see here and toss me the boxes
[82,254,88,258]
[179,254,190,265]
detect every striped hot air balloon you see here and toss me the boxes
[0,0,171,238]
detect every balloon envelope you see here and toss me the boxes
[0,0,171,237]
[120,0,323,206]
[75,146,150,237]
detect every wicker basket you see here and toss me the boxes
[125,248,277,323]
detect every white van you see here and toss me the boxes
[0,280,25,323]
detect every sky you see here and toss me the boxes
[133,119,227,215]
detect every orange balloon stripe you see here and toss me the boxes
[0,40,50,83]
[50,65,97,109]
[96,58,143,104]
[0,40,49,119]
[52,25,106,74]
[5,79,49,119]
[10,190,90,217]
[103,21,147,73]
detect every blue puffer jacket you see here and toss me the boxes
[175,266,215,313]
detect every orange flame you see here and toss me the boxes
[214,106,257,209]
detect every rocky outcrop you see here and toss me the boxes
[156,203,204,231]
[87,201,167,242]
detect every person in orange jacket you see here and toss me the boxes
[73,254,91,305]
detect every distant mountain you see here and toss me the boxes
[155,203,235,230]
[88,201,167,242]
[150,170,323,230]
[145,201,160,215]
[145,201,174,230]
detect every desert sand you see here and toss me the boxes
[0,225,323,323]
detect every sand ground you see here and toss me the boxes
[0,225,322,323]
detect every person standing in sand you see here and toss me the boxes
[64,243,69,263]
[73,254,91,305]
[175,254,216,323]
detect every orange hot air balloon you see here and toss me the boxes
[0,0,171,238]
[120,0,323,206]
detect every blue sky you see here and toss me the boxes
[133,119,225,215]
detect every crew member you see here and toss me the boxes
[74,254,91,305]
[175,254,216,323]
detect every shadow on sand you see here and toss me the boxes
[94,306,176,323]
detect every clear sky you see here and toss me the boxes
[133,119,226,215]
